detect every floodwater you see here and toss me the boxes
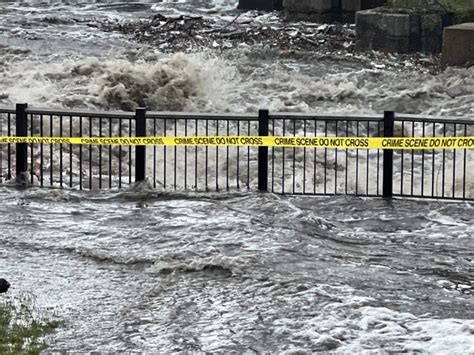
[1,187,473,353]
[0,0,473,353]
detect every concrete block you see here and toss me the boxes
[238,0,283,11]
[283,0,333,13]
[356,8,451,54]
[442,23,474,68]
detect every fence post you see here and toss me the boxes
[15,103,28,186]
[383,111,394,198]
[135,107,147,183]
[258,109,269,192]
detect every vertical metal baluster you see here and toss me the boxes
[335,121,339,195]
[216,120,219,191]
[79,116,82,190]
[173,118,178,190]
[313,120,317,194]
[40,115,44,187]
[282,119,286,194]
[30,113,34,185]
[129,116,132,185]
[377,121,381,196]
[292,119,296,194]
[345,121,349,194]
[185,119,188,190]
[153,118,156,188]
[401,121,405,195]
[442,123,446,198]
[271,117,274,192]
[303,120,307,194]
[431,124,436,197]
[118,118,122,189]
[7,114,11,180]
[205,120,209,191]
[195,119,198,190]
[366,121,369,196]
[164,119,167,189]
[60,115,63,188]
[50,115,54,185]
[174,118,177,190]
[226,120,229,190]
[324,120,328,195]
[452,123,456,198]
[99,117,102,189]
[108,118,112,189]
[247,121,250,190]
[237,121,240,189]
[421,122,425,197]
[89,118,92,190]
[410,122,415,196]
[463,124,467,199]
[70,116,74,188]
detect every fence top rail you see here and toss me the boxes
[145,111,257,121]
[0,107,16,114]
[25,107,135,119]
[269,112,383,121]
[395,113,474,125]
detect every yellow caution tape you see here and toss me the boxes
[0,136,474,149]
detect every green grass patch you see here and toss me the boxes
[387,0,474,21]
[0,292,62,354]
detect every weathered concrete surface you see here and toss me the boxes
[342,0,385,12]
[238,0,283,11]
[442,23,474,68]
[356,8,454,53]
[283,0,333,13]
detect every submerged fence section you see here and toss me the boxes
[0,104,473,201]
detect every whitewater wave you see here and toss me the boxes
[0,48,473,116]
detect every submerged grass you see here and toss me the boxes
[0,292,62,354]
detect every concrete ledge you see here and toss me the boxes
[442,23,474,68]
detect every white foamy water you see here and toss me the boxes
[0,1,473,353]
[0,188,473,353]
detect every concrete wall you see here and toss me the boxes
[442,23,474,68]
[356,9,454,53]
[283,0,332,13]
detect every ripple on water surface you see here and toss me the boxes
[0,187,472,352]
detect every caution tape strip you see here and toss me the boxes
[1,136,474,149]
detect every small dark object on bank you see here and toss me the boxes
[0,278,10,293]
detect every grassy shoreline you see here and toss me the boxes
[0,292,61,354]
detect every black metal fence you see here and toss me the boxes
[1,103,473,201]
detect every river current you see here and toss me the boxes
[0,0,473,353]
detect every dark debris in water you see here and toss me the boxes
[98,13,356,53]
[97,12,441,74]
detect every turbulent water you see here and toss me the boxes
[0,0,473,353]
[1,187,473,353]
[0,0,473,115]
